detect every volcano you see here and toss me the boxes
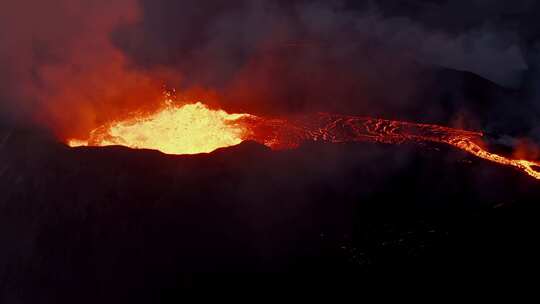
[67,98,540,180]
[3,0,540,299]
[2,99,540,299]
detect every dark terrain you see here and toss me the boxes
[1,126,539,300]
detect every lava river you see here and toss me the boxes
[68,101,540,180]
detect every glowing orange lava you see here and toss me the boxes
[242,114,540,180]
[68,102,250,154]
[68,102,540,180]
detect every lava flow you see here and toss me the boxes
[68,102,540,180]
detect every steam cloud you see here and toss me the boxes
[1,0,540,142]
[0,0,166,139]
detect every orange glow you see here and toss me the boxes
[241,114,540,180]
[68,102,540,180]
[450,139,540,180]
[68,101,250,154]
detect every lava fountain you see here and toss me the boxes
[68,101,540,180]
[68,102,249,155]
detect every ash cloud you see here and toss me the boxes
[0,0,167,139]
[2,0,540,141]
[112,0,538,136]
[116,0,529,88]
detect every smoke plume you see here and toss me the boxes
[1,0,540,142]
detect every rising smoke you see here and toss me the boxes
[1,0,540,142]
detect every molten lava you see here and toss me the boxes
[242,114,540,180]
[68,102,540,180]
[68,102,249,155]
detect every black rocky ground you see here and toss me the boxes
[1,128,539,300]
